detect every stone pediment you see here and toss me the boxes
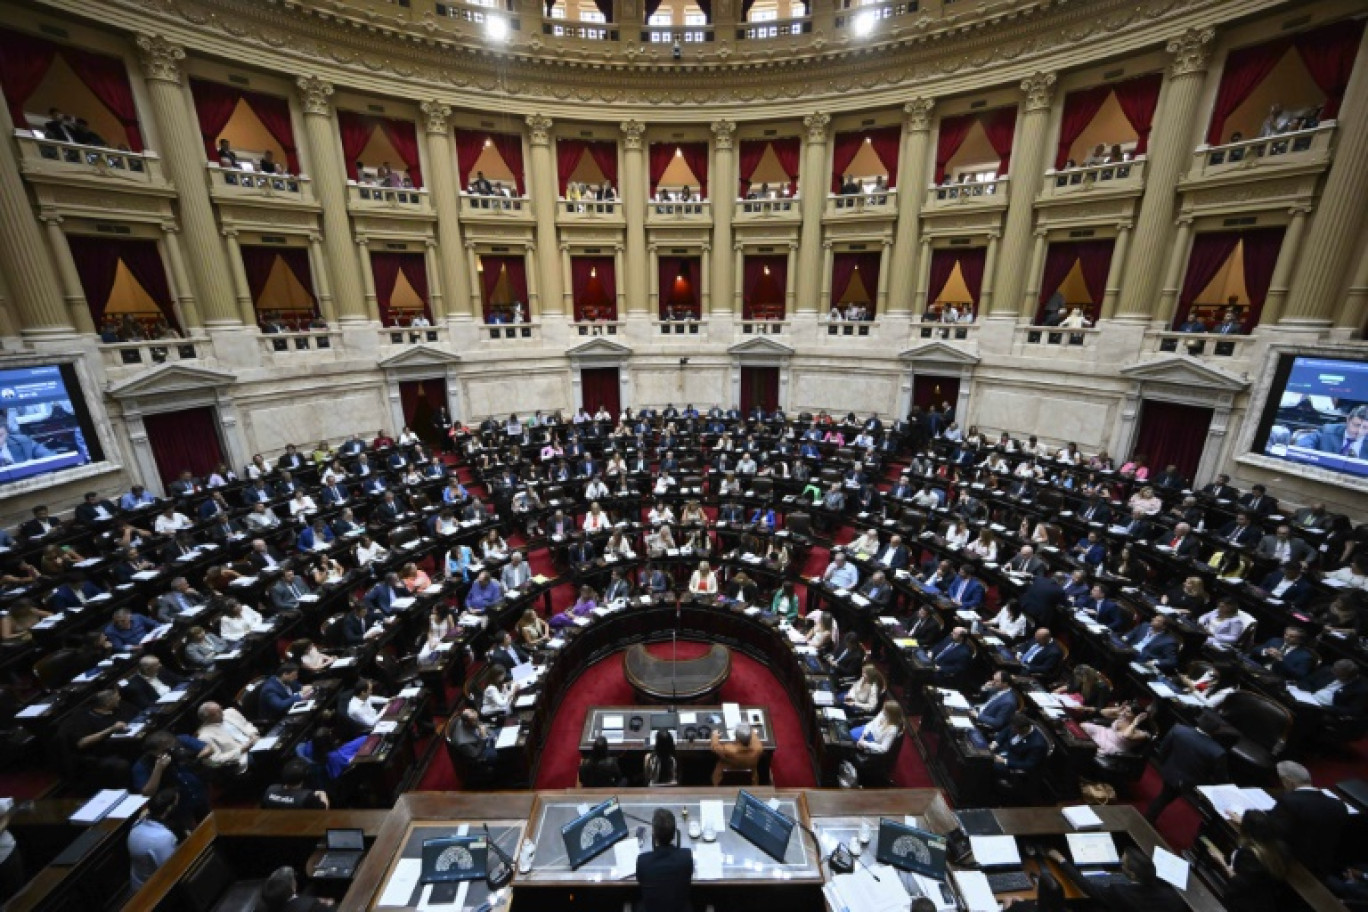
[897,341,981,366]
[566,338,632,359]
[1119,355,1248,392]
[106,363,236,400]
[376,344,462,370]
[727,337,795,357]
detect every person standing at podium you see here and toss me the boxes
[636,808,692,912]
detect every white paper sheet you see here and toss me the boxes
[107,794,149,820]
[969,835,1021,866]
[1153,846,1189,890]
[377,858,423,907]
[693,841,724,881]
[699,800,727,834]
[1066,832,1119,865]
[495,725,520,749]
[951,870,999,912]
[1061,805,1103,829]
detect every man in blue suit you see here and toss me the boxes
[1145,712,1227,823]
[296,519,334,553]
[1070,531,1106,568]
[1080,583,1125,632]
[1257,562,1313,608]
[930,628,973,684]
[50,573,107,610]
[994,714,1048,773]
[1296,405,1368,459]
[1249,625,1316,683]
[1020,573,1068,627]
[974,672,1017,739]
[364,572,407,614]
[1125,615,1180,672]
[1017,628,1063,678]
[260,663,312,721]
[0,425,54,466]
[947,565,984,610]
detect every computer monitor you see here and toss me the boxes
[420,835,489,884]
[728,790,795,863]
[875,818,948,879]
[560,797,629,870]
[650,711,680,731]
[326,828,365,852]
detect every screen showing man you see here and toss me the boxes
[1256,357,1368,481]
[0,365,101,485]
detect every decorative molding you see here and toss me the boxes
[898,340,981,365]
[904,98,935,132]
[620,120,646,151]
[420,100,452,135]
[376,344,462,370]
[526,114,553,146]
[728,336,794,357]
[711,119,736,150]
[106,362,237,400]
[1118,354,1248,392]
[567,337,632,359]
[1020,71,1057,112]
[1166,27,1215,77]
[803,111,831,143]
[296,75,335,116]
[135,34,185,83]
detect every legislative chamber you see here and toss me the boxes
[0,0,1366,909]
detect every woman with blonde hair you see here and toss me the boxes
[517,608,550,648]
[851,700,905,755]
[842,663,886,716]
[688,560,718,595]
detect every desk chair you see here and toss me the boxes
[33,648,87,690]
[855,730,905,788]
[172,844,264,912]
[993,720,1054,806]
[235,676,267,727]
[1219,690,1294,787]
[718,766,758,787]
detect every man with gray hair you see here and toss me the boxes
[501,551,532,590]
[709,720,761,786]
[195,701,259,771]
[1270,760,1348,876]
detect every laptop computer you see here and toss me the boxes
[315,828,365,878]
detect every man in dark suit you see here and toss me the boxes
[1004,545,1046,577]
[1070,531,1106,568]
[49,573,106,610]
[248,539,286,572]
[1314,660,1368,718]
[197,492,230,521]
[276,445,305,471]
[154,576,206,621]
[341,601,386,646]
[947,565,985,610]
[1270,761,1349,877]
[241,480,273,505]
[1019,573,1068,627]
[905,606,944,646]
[1248,626,1316,683]
[19,505,61,539]
[1255,525,1314,565]
[1124,615,1180,671]
[1047,846,1185,912]
[1017,628,1063,678]
[930,627,973,684]
[1145,712,1227,823]
[260,663,312,721]
[1080,583,1125,632]
[858,571,893,609]
[1257,562,1313,608]
[363,573,408,614]
[874,534,909,570]
[567,534,595,568]
[1118,509,1153,541]
[994,714,1048,779]
[75,492,119,526]
[1161,522,1201,559]
[486,630,529,671]
[1217,511,1262,548]
[1077,496,1111,524]
[1237,484,1278,516]
[718,501,745,523]
[167,471,199,498]
[208,515,243,543]
[1201,473,1239,500]
[269,569,311,614]
[973,672,1017,739]
[122,655,186,711]
[636,808,692,912]
[449,709,497,786]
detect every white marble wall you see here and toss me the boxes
[241,389,391,453]
[464,369,570,419]
[632,362,729,410]
[968,379,1118,452]
[791,367,901,416]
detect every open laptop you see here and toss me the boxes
[314,828,365,878]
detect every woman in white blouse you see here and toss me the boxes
[219,600,262,641]
[712,434,734,453]
[481,665,516,716]
[289,490,317,518]
[806,612,834,652]
[653,472,675,495]
[355,536,387,567]
[398,426,420,446]
[604,530,636,559]
[582,503,610,532]
[347,678,389,730]
[605,454,627,477]
[852,700,905,755]
[246,454,270,479]
[851,529,881,554]
[967,529,999,562]
[646,525,676,557]
[680,501,707,525]
[480,530,508,560]
[648,502,676,525]
[1013,459,1039,480]
[985,600,1030,641]
[1127,485,1163,515]
[842,664,886,716]
[944,519,971,547]
[688,560,718,595]
[717,473,742,496]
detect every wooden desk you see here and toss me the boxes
[580,704,776,785]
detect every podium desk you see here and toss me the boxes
[580,704,776,785]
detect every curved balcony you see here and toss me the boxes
[1189,123,1336,180]
[99,337,210,373]
[346,183,433,216]
[923,177,1009,213]
[206,164,315,207]
[1013,325,1100,360]
[258,329,340,357]
[647,200,712,225]
[734,197,801,223]
[14,131,167,188]
[1146,330,1252,362]
[1039,158,1145,201]
[459,192,533,222]
[380,324,448,347]
[823,191,896,220]
[557,198,623,225]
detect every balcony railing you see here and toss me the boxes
[206,164,314,204]
[648,200,711,221]
[380,324,447,346]
[1014,325,1099,355]
[738,319,787,336]
[642,26,713,43]
[824,191,896,217]
[572,320,623,337]
[821,319,878,337]
[915,319,979,343]
[834,1,918,29]
[924,177,1008,210]
[99,337,207,370]
[346,183,432,213]
[1192,123,1336,178]
[1040,157,1145,198]
[734,197,800,219]
[653,318,706,337]
[14,131,166,185]
[459,193,532,218]
[736,17,812,40]
[258,330,339,355]
[1146,330,1250,360]
[485,320,540,341]
[543,19,619,40]
[558,198,622,220]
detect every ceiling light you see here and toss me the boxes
[486,16,509,41]
[853,11,876,37]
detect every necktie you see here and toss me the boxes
[1341,439,1357,457]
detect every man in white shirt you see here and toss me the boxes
[196,702,259,771]
[585,476,609,499]
[153,507,193,535]
[219,600,263,641]
[243,503,281,532]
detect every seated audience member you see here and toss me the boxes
[643,730,680,787]
[577,736,623,787]
[1269,761,1348,878]
[1256,561,1312,608]
[636,808,692,912]
[993,714,1048,777]
[1247,625,1316,683]
[1046,845,1185,912]
[256,865,335,912]
[1017,628,1063,678]
[105,607,158,651]
[261,663,313,721]
[825,632,866,678]
[1199,809,1289,912]
[850,700,905,763]
[929,627,973,683]
[196,701,260,771]
[1145,711,1228,823]
[347,678,391,731]
[709,722,762,786]
[1081,702,1151,757]
[128,789,181,891]
[299,727,367,782]
[840,663,885,716]
[1295,659,1368,717]
[1197,598,1247,645]
[1124,615,1180,672]
[183,625,228,670]
[123,655,185,710]
[262,758,329,810]
[131,731,212,824]
[1078,583,1124,632]
[448,709,498,785]
[973,672,1018,737]
[220,599,264,642]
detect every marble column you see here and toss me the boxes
[1282,26,1368,328]
[356,237,379,320]
[295,75,369,322]
[620,120,649,316]
[912,237,934,317]
[306,233,337,325]
[1259,206,1310,326]
[1154,217,1194,326]
[220,230,257,325]
[424,239,447,323]
[0,101,70,338]
[888,98,935,315]
[1115,28,1214,321]
[39,213,96,335]
[1335,230,1368,333]
[990,72,1056,318]
[525,114,563,317]
[979,232,1000,316]
[710,120,737,316]
[795,112,831,314]
[1099,221,1133,319]
[158,221,203,331]
[420,101,473,321]
[1021,229,1050,319]
[135,35,240,327]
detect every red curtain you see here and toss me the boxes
[337,110,376,180]
[454,129,487,189]
[592,0,615,21]
[913,375,959,412]
[1074,240,1116,310]
[926,249,960,307]
[1173,232,1242,327]
[678,142,709,198]
[740,366,779,414]
[658,256,701,316]
[829,131,865,193]
[400,379,446,442]
[580,367,620,418]
[371,252,404,327]
[490,132,526,195]
[770,137,801,195]
[66,234,123,327]
[0,29,58,131]
[239,246,279,310]
[586,140,618,187]
[190,79,241,162]
[1206,38,1293,144]
[1113,74,1164,156]
[479,256,529,320]
[1133,401,1211,483]
[571,256,616,321]
[982,107,1018,176]
[933,113,976,183]
[117,239,179,331]
[276,248,317,312]
[648,143,677,194]
[830,252,881,311]
[1037,243,1080,308]
[556,138,585,195]
[1054,84,1113,169]
[742,255,786,319]
[1295,20,1366,120]
[866,126,901,187]
[243,90,300,173]
[1240,226,1286,327]
[144,407,224,487]
[62,49,143,151]
[737,139,768,195]
[958,248,987,315]
[378,118,423,188]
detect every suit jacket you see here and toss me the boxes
[487,644,529,671]
[636,846,693,912]
[1237,493,1278,516]
[1020,577,1066,626]
[1271,789,1348,876]
[50,581,105,609]
[1074,542,1106,566]
[1218,521,1262,547]
[828,645,866,678]
[1018,640,1063,677]
[947,576,985,610]
[930,638,972,679]
[248,548,285,571]
[1000,727,1048,771]
[155,589,206,621]
[19,517,59,538]
[363,583,406,614]
[269,577,310,612]
[123,669,185,711]
[1006,555,1046,577]
[1125,627,1180,670]
[858,581,892,608]
[320,484,349,505]
[1259,570,1312,607]
[1078,501,1112,524]
[977,689,1017,734]
[1256,534,1313,564]
[259,676,302,719]
[1155,724,1226,789]
[75,500,119,524]
[906,615,944,646]
[1330,677,1368,717]
[1165,533,1200,558]
[1057,859,1186,912]
[874,544,909,569]
[1085,598,1125,632]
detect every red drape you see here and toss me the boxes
[0,29,58,132]
[190,79,240,162]
[770,137,801,195]
[571,256,616,321]
[742,255,786,319]
[337,110,376,180]
[926,249,960,306]
[489,132,526,195]
[737,139,768,196]
[378,118,423,188]
[580,367,620,418]
[276,248,317,312]
[243,90,300,173]
[648,143,677,194]
[830,252,881,311]
[982,107,1018,176]
[1133,401,1211,483]
[958,248,987,315]
[239,246,279,309]
[913,375,959,412]
[678,142,709,198]
[829,131,865,193]
[117,239,179,331]
[658,256,702,317]
[592,0,615,21]
[62,49,143,151]
[556,138,585,195]
[1206,38,1293,144]
[1037,243,1081,307]
[66,234,123,327]
[866,126,901,187]
[1112,74,1163,156]
[586,140,618,187]
[454,129,488,189]
[1295,19,1366,120]
[144,407,225,487]
[1173,232,1242,328]
[933,113,976,183]
[740,366,779,414]
[479,256,529,320]
[694,0,711,21]
[400,379,446,443]
[1074,240,1116,310]
[371,252,404,327]
[1054,84,1113,169]
[1240,226,1286,328]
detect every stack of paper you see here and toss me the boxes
[1061,805,1103,829]
[969,835,1021,866]
[951,870,999,912]
[824,864,909,912]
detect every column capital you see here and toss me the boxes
[903,98,935,132]
[355,235,370,247]
[38,210,63,226]
[308,232,324,244]
[424,237,440,248]
[821,239,834,249]
[987,229,1002,240]
[296,76,335,116]
[220,228,239,240]
[919,235,934,247]
[464,239,479,249]
[788,241,800,251]
[160,220,181,234]
[1116,220,1134,232]
[1033,226,1049,238]
[803,111,831,144]
[420,100,452,136]
[1165,27,1215,78]
[620,120,647,151]
[701,242,712,253]
[711,119,737,150]
[1020,72,1057,112]
[1288,204,1313,217]
[526,114,554,146]
[136,34,186,84]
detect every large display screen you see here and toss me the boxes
[0,364,103,486]
[1253,356,1368,482]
